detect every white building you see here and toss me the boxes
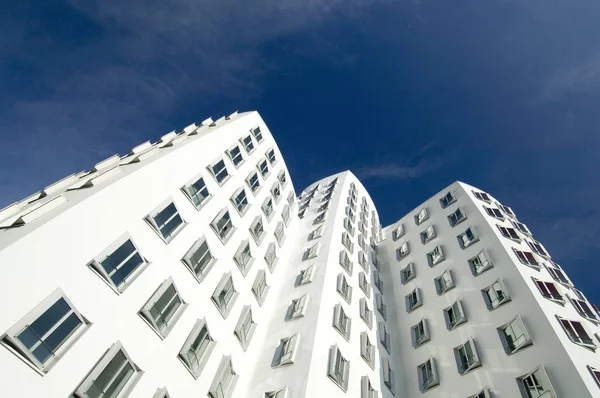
[0,111,598,398]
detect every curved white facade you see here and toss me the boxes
[0,111,598,398]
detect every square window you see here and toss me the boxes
[420,225,436,244]
[473,191,491,202]
[379,321,391,353]
[309,225,323,240]
[252,269,269,306]
[498,225,520,241]
[3,289,88,372]
[376,294,387,320]
[211,273,239,318]
[360,332,376,368]
[511,220,531,235]
[517,366,558,398]
[401,262,416,284]
[287,294,309,320]
[546,263,571,286]
[226,145,244,168]
[266,148,277,165]
[417,358,439,392]
[415,208,429,225]
[361,376,378,398]
[178,319,216,378]
[265,242,279,272]
[210,209,236,244]
[406,288,423,312]
[448,207,466,227]
[182,237,216,283]
[557,316,596,350]
[271,182,282,203]
[483,206,504,219]
[454,339,481,375]
[527,240,549,258]
[249,216,266,245]
[513,249,539,268]
[297,265,314,286]
[458,226,479,248]
[240,134,255,154]
[257,159,270,179]
[327,345,350,392]
[208,356,238,398]
[336,274,353,304]
[140,278,186,338]
[89,234,148,293]
[339,249,353,275]
[444,300,467,330]
[359,272,371,298]
[332,303,351,340]
[359,298,373,328]
[273,334,300,367]
[342,232,354,252]
[278,170,287,187]
[246,171,261,195]
[440,191,456,208]
[396,242,409,260]
[374,272,383,293]
[74,342,142,397]
[207,158,230,185]
[343,217,355,236]
[274,222,285,247]
[261,197,274,221]
[434,269,455,295]
[314,211,327,225]
[533,278,564,304]
[391,224,404,241]
[234,306,256,350]
[411,318,430,348]
[468,388,492,398]
[282,204,291,226]
[145,200,186,243]
[382,358,396,395]
[469,250,493,276]
[482,279,511,309]
[251,126,264,143]
[181,175,211,209]
[427,245,445,267]
[498,315,532,355]
[233,240,254,276]
[304,243,320,261]
[230,187,250,216]
[265,388,287,398]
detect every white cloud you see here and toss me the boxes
[540,52,600,101]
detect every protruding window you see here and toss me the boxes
[533,278,564,304]
[401,262,416,284]
[265,388,287,398]
[427,245,445,267]
[210,208,236,244]
[337,274,352,304]
[211,273,238,318]
[208,356,238,398]
[396,242,409,260]
[511,220,532,235]
[332,303,351,340]
[527,240,549,258]
[440,191,456,208]
[444,300,467,330]
[417,358,439,392]
[454,338,481,375]
[498,315,532,355]
[246,171,261,195]
[234,306,256,350]
[261,197,274,221]
[314,210,327,224]
[145,200,186,243]
[406,288,423,312]
[361,376,378,398]
[207,158,230,185]
[287,294,309,320]
[498,225,520,241]
[483,205,504,219]
[358,272,371,298]
[233,240,253,276]
[240,134,255,154]
[468,250,493,276]
[569,288,598,323]
[327,345,350,391]
[266,148,277,165]
[448,207,466,227]
[257,159,270,179]
[411,318,430,348]
[252,269,269,306]
[297,265,314,286]
[557,316,596,350]
[458,226,479,248]
[273,335,300,367]
[271,182,282,203]
[249,216,266,245]
[360,332,375,368]
[342,232,354,252]
[482,279,511,310]
[382,358,396,395]
[391,223,404,240]
[304,243,320,260]
[473,191,491,202]
[415,208,429,225]
[517,366,558,398]
[434,269,455,295]
[226,144,244,168]
[140,278,186,337]
[181,237,216,283]
[278,170,287,187]
[359,298,373,328]
[339,249,353,275]
[376,294,386,320]
[251,126,264,142]
[420,225,436,244]
[178,319,216,378]
[182,175,211,209]
[468,388,492,398]
[230,187,249,216]
[265,242,279,272]
[379,321,390,353]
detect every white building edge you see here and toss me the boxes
[0,110,599,398]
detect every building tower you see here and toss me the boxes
[0,111,598,398]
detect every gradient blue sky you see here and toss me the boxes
[2,1,600,302]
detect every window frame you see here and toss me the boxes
[226,144,244,168]
[287,294,309,320]
[240,134,255,154]
[420,225,436,244]
[251,125,264,143]
[139,277,187,338]
[434,269,455,295]
[297,265,314,286]
[249,215,266,245]
[482,278,511,310]
[332,303,352,341]
[230,187,250,217]
[210,208,236,245]
[391,223,404,241]
[498,314,533,355]
[376,294,387,320]
[448,207,467,227]
[252,269,269,306]
[396,241,409,260]
[468,250,493,276]
[144,199,186,244]
[233,240,254,276]
[274,221,285,247]
[359,298,373,329]
[207,356,238,398]
[406,288,423,312]
[257,158,270,179]
[261,197,275,222]
[360,332,376,369]
[401,262,416,284]
[181,237,217,283]
[336,273,353,304]
[382,358,396,395]
[417,357,440,392]
[233,305,256,351]
[273,334,300,367]
[327,345,350,392]
[339,249,353,275]
[411,318,430,348]
[266,148,277,165]
[207,157,231,186]
[444,300,467,330]
[498,224,521,241]
[265,242,278,272]
[361,376,378,398]
[181,174,211,210]
[427,245,445,267]
[557,316,597,350]
[211,273,239,318]
[513,248,540,269]
[517,366,558,398]
[458,226,479,249]
[245,171,261,195]
[532,277,565,305]
[415,208,429,225]
[358,272,371,298]
[454,338,482,375]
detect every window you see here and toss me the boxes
[240,134,255,153]
[498,203,515,217]
[208,356,238,398]
[251,126,264,142]
[391,224,404,240]
[343,217,355,235]
[327,345,350,391]
[309,225,323,240]
[376,294,387,319]
[418,358,439,392]
[272,222,285,247]
[208,158,230,185]
[359,298,373,328]
[517,366,558,398]
[74,342,141,398]
[420,225,436,244]
[3,289,88,372]
[249,216,266,245]
[336,274,352,303]
[513,249,539,268]
[210,209,235,244]
[454,339,481,375]
[444,300,467,330]
[588,366,600,388]
[558,317,596,349]
[261,197,274,221]
[482,279,511,309]
[257,159,270,179]
[297,265,314,286]
[233,240,253,276]
[361,376,378,398]
[182,175,210,209]
[458,226,479,248]
[266,148,277,165]
[88,234,148,293]
[252,270,269,306]
[145,200,185,243]
[278,170,287,187]
[406,288,423,312]
[265,242,278,272]
[469,250,493,275]
[211,273,238,318]
[473,191,491,202]
[415,208,429,225]
[434,269,455,295]
[332,303,351,340]
[427,245,445,267]
[527,240,549,257]
[373,272,383,293]
[140,278,186,337]
[287,191,295,207]
[400,262,416,284]
[287,294,309,320]
[411,318,430,348]
[234,306,256,350]
[533,278,564,304]
[153,388,171,398]
[346,206,356,222]
[498,315,532,354]
[282,204,291,226]
[483,205,504,219]
[246,171,261,195]
[178,319,216,378]
[314,211,327,224]
[569,289,598,322]
[339,249,353,275]
[304,243,320,260]
[226,144,244,167]
[230,187,249,216]
[181,237,216,282]
[359,272,371,298]
[382,358,396,395]
[469,388,492,398]
[273,334,300,367]
[379,321,391,353]
[546,263,571,286]
[265,389,287,398]
[440,191,456,208]
[342,232,354,252]
[396,242,409,260]
[511,220,532,235]
[499,225,520,240]
[271,182,282,203]
[358,251,369,271]
[360,332,376,368]
[448,207,466,227]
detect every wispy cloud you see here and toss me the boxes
[539,52,600,102]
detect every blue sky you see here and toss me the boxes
[2,0,600,302]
